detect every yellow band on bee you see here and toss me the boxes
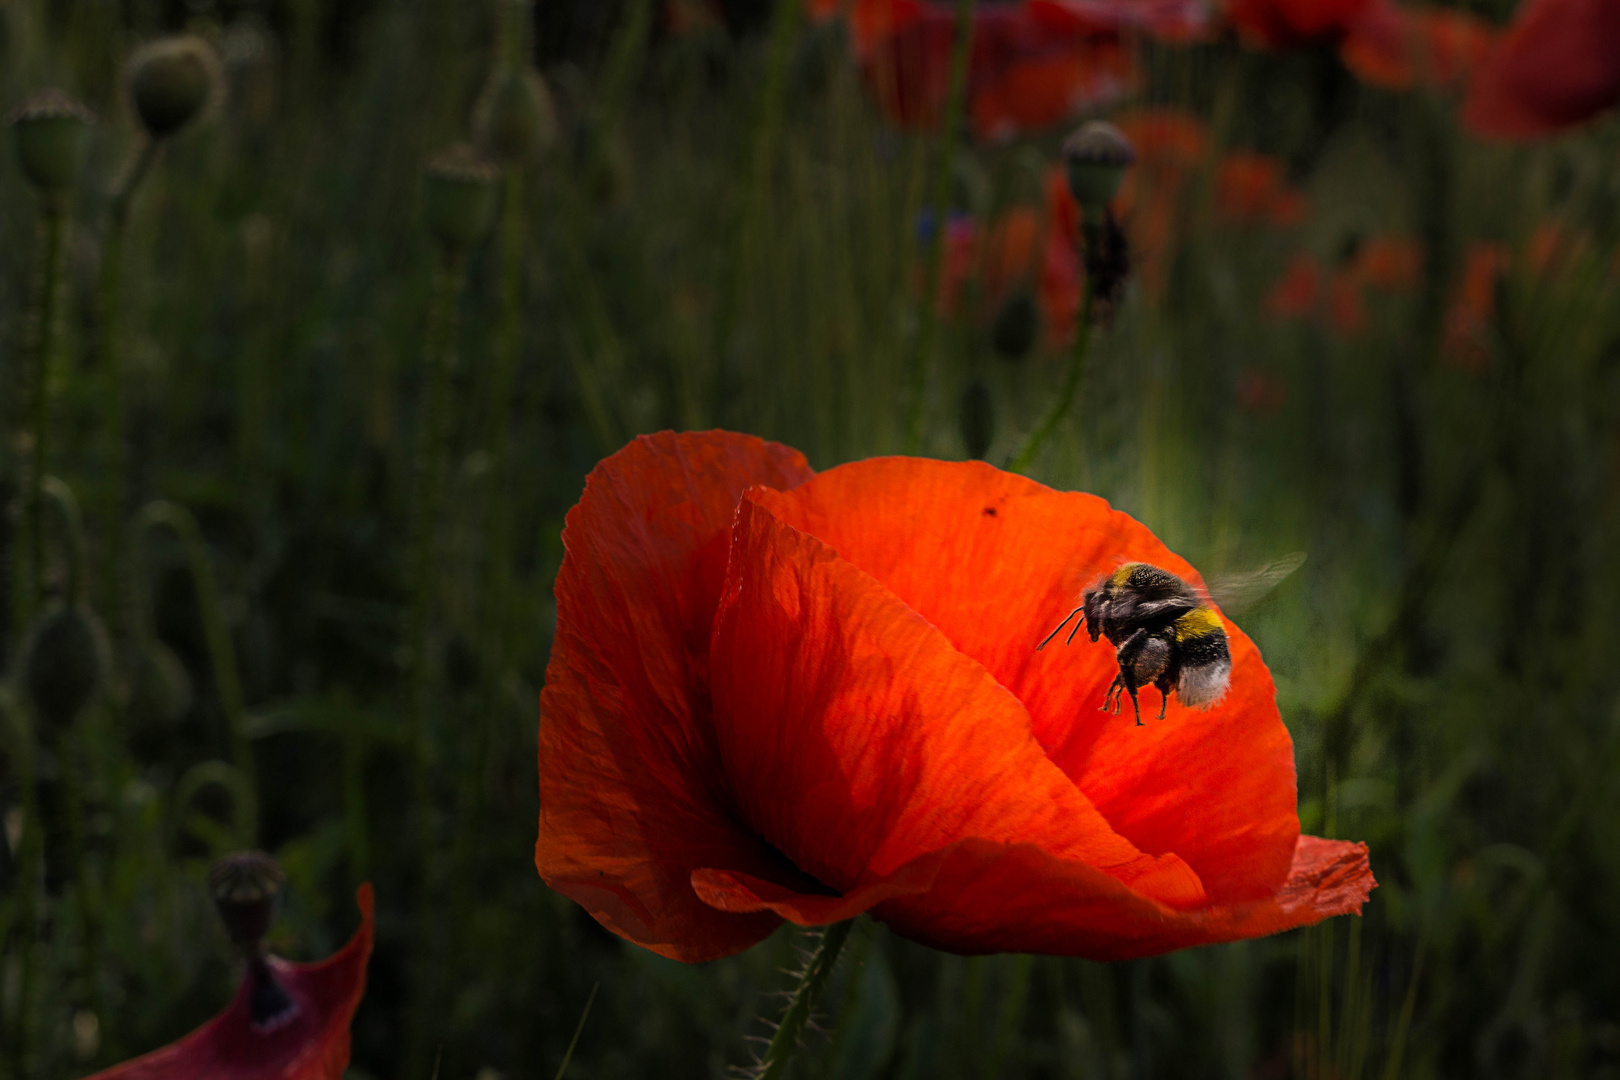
[1173,606,1222,641]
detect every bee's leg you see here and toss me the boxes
[1155,674,1173,720]
[1126,683,1143,725]
[1113,628,1155,724]
[1101,673,1123,712]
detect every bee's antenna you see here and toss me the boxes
[1037,606,1084,650]
[1065,616,1086,646]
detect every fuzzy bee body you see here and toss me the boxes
[1038,562,1233,725]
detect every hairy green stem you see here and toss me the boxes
[134,501,257,836]
[19,206,68,632]
[1009,283,1094,473]
[757,920,855,1080]
[403,247,465,1079]
[1,690,41,1079]
[98,138,160,644]
[902,0,977,452]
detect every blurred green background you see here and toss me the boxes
[2,0,1619,1077]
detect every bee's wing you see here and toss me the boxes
[1205,552,1306,614]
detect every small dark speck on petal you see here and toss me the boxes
[983,507,997,517]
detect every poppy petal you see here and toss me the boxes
[748,458,1300,905]
[87,885,375,1080]
[703,492,1210,923]
[537,431,816,961]
[702,834,1372,959]
[1462,0,1620,138]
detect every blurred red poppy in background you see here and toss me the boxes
[1462,0,1620,138]
[1442,241,1509,371]
[1264,252,1323,321]
[89,886,374,1080]
[537,431,1374,963]
[812,0,1201,140]
[1215,152,1306,227]
[1225,0,1375,47]
[1340,4,1494,91]
[1263,235,1420,337]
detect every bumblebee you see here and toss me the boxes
[1037,562,1232,725]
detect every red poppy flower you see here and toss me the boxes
[89,885,374,1080]
[1462,0,1620,139]
[1225,0,1377,48]
[537,431,1374,963]
[1442,241,1509,372]
[1215,153,1306,227]
[1264,253,1323,321]
[1339,5,1493,91]
[1352,234,1422,292]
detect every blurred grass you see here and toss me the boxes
[1,0,1619,1078]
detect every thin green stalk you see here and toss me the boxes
[19,205,69,632]
[98,138,159,644]
[133,501,257,837]
[403,247,466,1080]
[986,954,1035,1078]
[485,166,524,638]
[1,690,41,1080]
[757,920,855,1080]
[1009,285,1094,473]
[902,0,977,452]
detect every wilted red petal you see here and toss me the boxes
[1341,4,1493,90]
[1225,0,1377,47]
[1463,0,1620,139]
[1264,253,1323,320]
[748,459,1304,905]
[704,492,1209,926]
[88,886,375,1080]
[536,431,816,961]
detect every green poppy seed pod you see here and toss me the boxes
[1061,120,1135,220]
[127,640,194,728]
[959,379,995,460]
[126,35,222,139]
[991,287,1038,362]
[9,89,94,193]
[472,66,558,166]
[20,604,111,729]
[208,851,286,954]
[422,144,499,251]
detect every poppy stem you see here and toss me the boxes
[755,919,854,1080]
[1008,283,1094,474]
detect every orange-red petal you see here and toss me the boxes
[87,886,375,1080]
[748,459,1303,906]
[704,492,1208,920]
[1462,0,1620,139]
[536,431,816,961]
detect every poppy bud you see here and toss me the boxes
[9,89,94,193]
[422,144,499,252]
[958,379,995,460]
[991,287,1038,361]
[1061,120,1135,221]
[127,639,194,728]
[472,66,558,166]
[20,604,111,729]
[125,35,222,139]
[208,850,286,954]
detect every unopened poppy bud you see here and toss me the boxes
[958,379,995,460]
[208,851,286,954]
[472,66,558,166]
[21,604,111,729]
[991,287,1038,362]
[128,640,194,729]
[9,89,94,193]
[422,144,499,251]
[126,35,222,139]
[1061,120,1135,220]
